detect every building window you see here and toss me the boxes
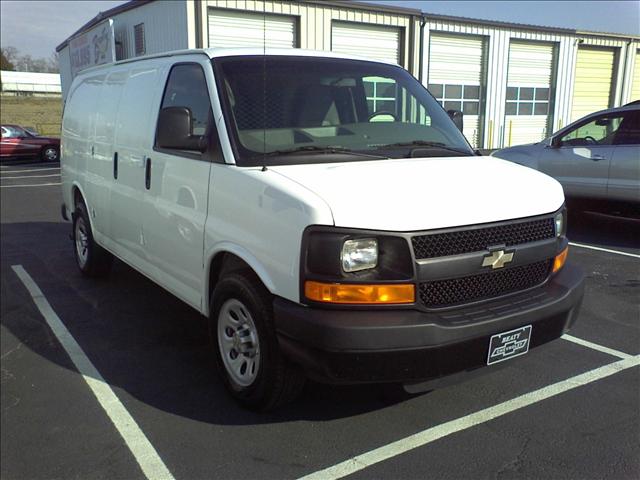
[134,23,145,56]
[428,83,480,115]
[364,76,397,114]
[505,86,549,116]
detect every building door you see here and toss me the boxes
[504,41,555,146]
[630,50,640,103]
[208,9,297,49]
[570,46,616,122]
[427,33,486,148]
[331,22,402,65]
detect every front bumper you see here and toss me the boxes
[273,263,584,384]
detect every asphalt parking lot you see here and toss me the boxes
[1,159,639,480]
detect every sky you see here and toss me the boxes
[0,1,125,58]
[374,1,640,36]
[0,0,639,59]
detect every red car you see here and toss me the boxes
[0,124,60,162]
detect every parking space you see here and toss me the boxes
[1,163,638,480]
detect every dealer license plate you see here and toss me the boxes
[487,325,532,365]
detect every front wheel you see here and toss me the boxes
[211,272,305,411]
[72,202,113,277]
[41,146,59,162]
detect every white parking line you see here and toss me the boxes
[299,355,640,480]
[11,265,175,480]
[0,182,61,188]
[0,162,59,168]
[1,174,61,180]
[0,167,60,174]
[562,334,632,359]
[569,242,640,259]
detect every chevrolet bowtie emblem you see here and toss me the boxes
[482,250,514,269]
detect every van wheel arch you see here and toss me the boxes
[72,186,84,210]
[208,252,254,303]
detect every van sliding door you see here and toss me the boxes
[110,65,162,268]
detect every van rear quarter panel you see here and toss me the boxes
[61,73,104,217]
[204,165,334,313]
[90,69,128,236]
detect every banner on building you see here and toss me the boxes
[69,19,115,78]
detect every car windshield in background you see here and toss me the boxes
[1,125,31,138]
[213,56,474,166]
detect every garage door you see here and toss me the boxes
[427,33,486,148]
[630,50,640,102]
[504,41,555,147]
[331,22,402,65]
[570,46,616,122]
[208,9,297,49]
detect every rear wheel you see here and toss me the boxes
[41,146,59,162]
[72,201,112,277]
[210,271,305,411]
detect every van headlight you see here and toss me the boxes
[341,238,378,272]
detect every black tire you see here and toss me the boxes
[41,145,59,163]
[210,271,305,411]
[72,201,113,277]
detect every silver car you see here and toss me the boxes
[492,103,639,206]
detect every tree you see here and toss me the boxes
[0,46,59,73]
[1,47,18,70]
[47,52,59,73]
[0,51,14,70]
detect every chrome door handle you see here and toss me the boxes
[590,154,605,161]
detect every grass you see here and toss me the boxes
[0,95,62,136]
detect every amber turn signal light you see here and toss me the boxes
[552,246,568,273]
[304,281,415,304]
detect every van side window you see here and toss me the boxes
[156,63,214,158]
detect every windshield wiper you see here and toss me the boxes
[256,145,388,159]
[374,140,473,156]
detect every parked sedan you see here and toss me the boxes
[492,103,639,206]
[0,124,60,162]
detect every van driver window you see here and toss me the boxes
[161,64,212,137]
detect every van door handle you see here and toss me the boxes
[590,154,605,161]
[145,157,151,190]
[113,152,118,179]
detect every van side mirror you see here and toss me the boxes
[156,107,205,152]
[549,135,562,148]
[447,110,464,132]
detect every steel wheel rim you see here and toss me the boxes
[44,148,57,161]
[217,298,260,387]
[75,217,89,267]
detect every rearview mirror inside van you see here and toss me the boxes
[156,106,205,152]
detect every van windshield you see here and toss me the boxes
[213,56,474,166]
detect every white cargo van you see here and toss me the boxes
[61,48,584,410]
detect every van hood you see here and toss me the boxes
[269,156,565,231]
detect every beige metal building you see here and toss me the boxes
[56,0,640,149]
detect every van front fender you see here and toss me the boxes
[203,242,278,316]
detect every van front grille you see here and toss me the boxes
[412,217,555,259]
[419,260,553,308]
